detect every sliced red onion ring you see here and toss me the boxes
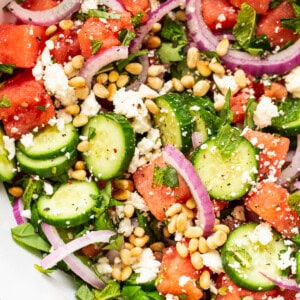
[129,0,184,53]
[7,0,81,26]
[41,223,105,289]
[162,144,215,236]
[191,131,205,149]
[294,181,300,190]
[261,272,300,292]
[79,46,129,89]
[278,135,300,185]
[12,197,27,225]
[99,0,125,11]
[41,229,115,269]
[186,0,300,76]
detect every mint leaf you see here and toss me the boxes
[281,3,300,35]
[219,89,233,125]
[93,280,121,300]
[157,42,185,63]
[103,234,123,251]
[153,165,179,188]
[91,39,103,55]
[119,29,136,46]
[131,12,144,27]
[76,285,94,300]
[288,191,300,217]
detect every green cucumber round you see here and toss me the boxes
[37,180,99,228]
[82,113,135,180]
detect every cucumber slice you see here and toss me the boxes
[16,150,77,178]
[82,113,135,180]
[37,180,99,228]
[0,127,16,181]
[192,136,257,200]
[154,93,194,152]
[17,123,79,159]
[221,222,287,291]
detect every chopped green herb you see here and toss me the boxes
[88,9,121,19]
[36,105,46,111]
[91,39,103,55]
[131,12,144,27]
[153,165,179,188]
[0,95,11,108]
[88,127,96,140]
[117,49,149,71]
[119,29,136,46]
[0,63,16,74]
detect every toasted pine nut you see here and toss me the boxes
[197,60,212,77]
[147,76,164,90]
[134,226,145,238]
[128,234,136,245]
[77,140,90,152]
[213,224,230,234]
[107,83,117,101]
[114,179,134,191]
[70,170,86,181]
[121,266,132,281]
[198,237,209,253]
[8,186,23,198]
[124,204,135,218]
[216,38,229,56]
[73,114,88,127]
[120,248,131,265]
[213,230,227,247]
[188,238,199,253]
[150,242,165,252]
[181,75,195,89]
[181,205,195,219]
[199,270,211,290]
[112,190,131,201]
[74,160,85,170]
[151,22,162,33]
[166,203,182,217]
[125,63,143,75]
[64,62,76,77]
[71,55,84,70]
[59,19,73,31]
[187,47,200,69]
[133,235,149,248]
[108,70,119,83]
[175,10,186,21]
[68,76,86,88]
[45,25,57,36]
[209,62,225,75]
[148,65,165,77]
[176,212,188,233]
[116,74,129,88]
[193,80,210,96]
[93,83,109,99]
[97,73,108,84]
[145,99,160,114]
[163,226,171,238]
[185,226,203,239]
[167,215,178,234]
[125,242,134,250]
[130,246,143,257]
[112,265,121,280]
[190,251,204,270]
[75,86,90,100]
[172,78,185,92]
[234,69,247,88]
[65,104,80,115]
[176,242,189,258]
[146,36,161,49]
[206,235,218,250]
[185,198,196,210]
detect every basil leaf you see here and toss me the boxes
[119,29,136,46]
[153,165,179,188]
[103,234,123,251]
[91,39,103,55]
[93,280,121,300]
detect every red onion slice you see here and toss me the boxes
[278,135,300,185]
[12,197,27,225]
[129,0,184,53]
[41,229,115,269]
[162,144,215,236]
[261,272,300,292]
[41,223,105,289]
[186,0,300,76]
[79,45,129,89]
[99,0,125,11]
[7,0,81,26]
[191,131,205,149]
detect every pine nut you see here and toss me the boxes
[187,47,200,69]
[68,76,86,88]
[151,22,162,33]
[8,186,23,198]
[234,69,247,88]
[75,86,90,100]
[130,246,143,257]
[70,170,87,181]
[108,70,119,83]
[185,226,203,239]
[64,62,76,77]
[124,204,135,218]
[121,266,132,281]
[97,73,108,84]
[125,63,143,75]
[65,104,80,115]
[181,205,195,219]
[45,25,57,36]
[146,36,161,49]
[206,235,218,250]
[116,74,129,88]
[73,114,88,127]
[166,203,182,217]
[176,242,189,258]
[216,38,229,57]
[181,75,195,89]
[59,19,73,31]
[93,83,109,99]
[150,242,165,252]
[176,212,188,233]
[185,198,196,210]
[129,234,136,246]
[172,78,185,92]
[163,226,171,238]
[190,251,204,270]
[175,10,186,21]
[213,230,227,247]
[199,270,211,290]
[114,179,134,191]
[74,160,85,170]
[209,62,225,75]
[107,83,117,101]
[125,242,134,250]
[196,60,212,77]
[147,77,163,90]
[112,265,121,280]
[134,226,145,238]
[112,190,131,201]
[198,237,209,253]
[77,140,90,152]
[193,80,210,96]
[145,99,160,114]
[213,224,230,234]
[188,238,199,253]
[148,65,165,77]
[71,55,84,70]
[133,235,149,248]
[120,248,131,265]
[167,214,178,234]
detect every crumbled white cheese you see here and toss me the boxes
[213,74,239,96]
[21,209,31,219]
[138,84,159,99]
[253,96,279,129]
[284,66,300,98]
[201,250,224,273]
[276,246,295,272]
[80,91,101,117]
[178,275,191,287]
[96,256,113,275]
[3,135,15,160]
[43,182,54,195]
[249,222,273,245]
[131,248,161,283]
[80,0,98,13]
[125,191,149,213]
[19,132,34,149]
[117,217,134,237]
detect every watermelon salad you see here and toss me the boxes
[1,0,300,299]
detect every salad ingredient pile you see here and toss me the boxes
[1,0,300,299]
